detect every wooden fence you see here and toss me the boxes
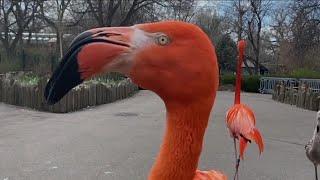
[272,83,320,111]
[0,75,139,113]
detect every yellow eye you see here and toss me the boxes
[157,35,170,46]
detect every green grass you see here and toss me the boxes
[16,73,40,86]
[289,68,320,79]
[17,75,126,88]
[86,78,125,87]
[268,68,320,79]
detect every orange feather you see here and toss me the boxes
[194,170,228,180]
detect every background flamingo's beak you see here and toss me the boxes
[44,27,134,105]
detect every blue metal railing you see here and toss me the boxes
[259,77,297,94]
[260,77,320,94]
[300,79,320,92]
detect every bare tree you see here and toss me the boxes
[246,0,271,74]
[85,0,162,27]
[289,0,320,69]
[235,0,248,41]
[223,0,254,74]
[38,0,72,58]
[270,5,291,72]
[271,7,291,44]
[86,0,121,27]
[0,0,39,56]
[164,0,196,22]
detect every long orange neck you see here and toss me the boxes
[148,99,213,180]
[235,40,246,105]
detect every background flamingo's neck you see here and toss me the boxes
[235,42,245,105]
[148,100,213,180]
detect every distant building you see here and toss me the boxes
[0,32,71,44]
[241,59,269,75]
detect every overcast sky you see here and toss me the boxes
[197,0,292,27]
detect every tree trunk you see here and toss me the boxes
[56,31,63,58]
[59,32,63,58]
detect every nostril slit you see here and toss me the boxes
[96,32,121,37]
[317,125,319,133]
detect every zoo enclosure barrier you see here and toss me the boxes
[259,77,320,94]
[272,83,320,112]
[0,73,139,113]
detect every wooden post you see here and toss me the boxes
[78,88,84,110]
[105,87,111,103]
[279,83,285,103]
[74,89,80,111]
[116,86,119,100]
[86,87,90,108]
[102,85,107,103]
[272,83,278,100]
[284,87,290,104]
[38,78,48,111]
[112,87,116,102]
[125,84,129,95]
[304,88,310,109]
[317,95,320,111]
[89,84,97,107]
[27,87,31,108]
[34,87,40,110]
[121,85,125,99]
[310,91,319,111]
[297,84,306,108]
[66,91,74,112]
[30,86,34,109]
[0,76,2,102]
[59,95,67,113]
[82,87,87,109]
[96,84,102,105]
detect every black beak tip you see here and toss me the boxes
[46,98,56,105]
[43,50,83,105]
[43,31,94,106]
[44,81,57,105]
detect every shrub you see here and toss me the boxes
[220,74,260,93]
[0,60,21,73]
[242,75,260,93]
[220,73,236,85]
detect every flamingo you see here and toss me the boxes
[225,40,264,180]
[305,111,320,180]
[44,21,227,180]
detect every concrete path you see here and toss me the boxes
[0,91,317,180]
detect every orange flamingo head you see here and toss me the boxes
[45,21,219,105]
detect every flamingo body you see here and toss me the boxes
[226,103,263,159]
[305,111,320,180]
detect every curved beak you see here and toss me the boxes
[44,27,134,105]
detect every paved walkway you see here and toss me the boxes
[0,91,317,180]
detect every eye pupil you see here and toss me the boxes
[157,35,169,45]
